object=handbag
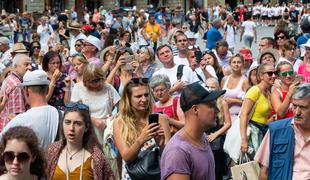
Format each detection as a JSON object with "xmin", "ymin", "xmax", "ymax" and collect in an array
[
  {"xmin": 125, "ymin": 146, "xmax": 161, "ymax": 180},
  {"xmin": 231, "ymin": 153, "xmax": 260, "ymax": 180},
  {"xmin": 224, "ymin": 92, "xmax": 261, "ymax": 162}
]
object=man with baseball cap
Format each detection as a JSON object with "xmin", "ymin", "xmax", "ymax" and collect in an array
[
  {"xmin": 82, "ymin": 35, "xmax": 103, "ymax": 67},
  {"xmin": 0, "ymin": 70, "xmax": 60, "ymax": 149},
  {"xmin": 161, "ymin": 81, "xmax": 226, "ymax": 180}
]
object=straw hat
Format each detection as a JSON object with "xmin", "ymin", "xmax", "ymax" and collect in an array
[
  {"xmin": 11, "ymin": 43, "xmax": 29, "ymax": 55},
  {"xmin": 68, "ymin": 22, "xmax": 81, "ymax": 30}
]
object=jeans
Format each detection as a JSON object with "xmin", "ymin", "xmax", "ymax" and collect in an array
[
  {"xmin": 21, "ymin": 29, "xmax": 31, "ymax": 42},
  {"xmin": 243, "ymin": 35, "xmax": 254, "ymax": 48}
]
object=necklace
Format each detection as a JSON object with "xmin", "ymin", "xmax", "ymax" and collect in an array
[
  {"xmin": 66, "ymin": 147, "xmax": 82, "ymax": 160},
  {"xmin": 65, "ymin": 148, "xmax": 85, "ymax": 180},
  {"xmin": 182, "ymin": 128, "xmax": 205, "ymax": 148}
]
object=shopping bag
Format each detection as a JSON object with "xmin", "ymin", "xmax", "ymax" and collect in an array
[{"xmin": 231, "ymin": 154, "xmax": 260, "ymax": 180}]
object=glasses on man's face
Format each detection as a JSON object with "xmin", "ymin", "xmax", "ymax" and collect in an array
[
  {"xmin": 129, "ymin": 78, "xmax": 149, "ymax": 84},
  {"xmin": 280, "ymin": 70, "xmax": 294, "ymax": 77},
  {"xmin": 2, "ymin": 151, "xmax": 31, "ymax": 164},
  {"xmin": 264, "ymin": 71, "xmax": 276, "ymax": 77},
  {"xmin": 65, "ymin": 102, "xmax": 89, "ymax": 110}
]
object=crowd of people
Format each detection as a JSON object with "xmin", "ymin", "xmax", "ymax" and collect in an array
[{"xmin": 0, "ymin": 1, "xmax": 309, "ymax": 180}]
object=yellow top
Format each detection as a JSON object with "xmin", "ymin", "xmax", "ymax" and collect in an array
[
  {"xmin": 145, "ymin": 22, "xmax": 162, "ymax": 42},
  {"xmin": 52, "ymin": 157, "xmax": 94, "ymax": 180},
  {"xmin": 245, "ymin": 86, "xmax": 272, "ymax": 124}
]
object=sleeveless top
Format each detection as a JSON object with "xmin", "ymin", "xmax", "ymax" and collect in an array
[
  {"xmin": 223, "ymin": 75, "xmax": 246, "ymax": 122},
  {"xmin": 138, "ymin": 29, "xmax": 149, "ymax": 46},
  {"xmin": 52, "ymin": 157, "xmax": 94, "ymax": 180},
  {"xmin": 153, "ymin": 97, "xmax": 179, "ymax": 119},
  {"xmin": 275, "ymin": 88, "xmax": 294, "ymax": 120},
  {"xmin": 142, "ymin": 63, "xmax": 156, "ymax": 78}
]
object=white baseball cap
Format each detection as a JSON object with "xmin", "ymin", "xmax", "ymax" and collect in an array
[
  {"xmin": 20, "ymin": 70, "xmax": 50, "ymax": 87},
  {"xmin": 84, "ymin": 35, "xmax": 103, "ymax": 51}
]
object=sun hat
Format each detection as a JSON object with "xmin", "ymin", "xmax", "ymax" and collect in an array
[
  {"xmin": 257, "ymin": 48, "xmax": 280, "ymax": 64},
  {"xmin": 11, "ymin": 43, "xmax": 29, "ymax": 55},
  {"xmin": 0, "ymin": 36, "xmax": 9, "ymax": 45},
  {"xmin": 20, "ymin": 70, "xmax": 50, "ymax": 87},
  {"xmin": 68, "ymin": 21, "xmax": 81, "ymax": 30},
  {"xmin": 84, "ymin": 35, "xmax": 103, "ymax": 51},
  {"xmin": 180, "ymin": 81, "xmax": 226, "ymax": 112}
]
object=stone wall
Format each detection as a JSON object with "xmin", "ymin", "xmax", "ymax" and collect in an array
[{"xmin": 25, "ymin": 0, "xmax": 44, "ymax": 13}]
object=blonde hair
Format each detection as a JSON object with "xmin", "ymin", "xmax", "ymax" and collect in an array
[
  {"xmin": 118, "ymin": 81, "xmax": 152, "ymax": 146},
  {"xmin": 72, "ymin": 54, "xmax": 88, "ymax": 65},
  {"xmin": 82, "ymin": 64, "xmax": 105, "ymax": 86}
]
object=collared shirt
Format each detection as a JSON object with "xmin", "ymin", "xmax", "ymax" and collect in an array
[
  {"xmin": 0, "ymin": 49, "xmax": 12, "ymax": 67},
  {"xmin": 255, "ymin": 119, "xmax": 310, "ymax": 179},
  {"xmin": 0, "ymin": 72, "xmax": 26, "ymax": 131}
]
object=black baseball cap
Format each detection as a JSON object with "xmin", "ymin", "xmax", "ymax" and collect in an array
[{"xmin": 180, "ymin": 81, "xmax": 226, "ymax": 112}]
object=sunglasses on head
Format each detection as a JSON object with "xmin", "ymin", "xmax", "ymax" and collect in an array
[
  {"xmin": 264, "ymin": 71, "xmax": 276, "ymax": 77},
  {"xmin": 2, "ymin": 151, "xmax": 31, "ymax": 164},
  {"xmin": 280, "ymin": 70, "xmax": 294, "ymax": 77},
  {"xmin": 129, "ymin": 78, "xmax": 149, "ymax": 84},
  {"xmin": 65, "ymin": 102, "xmax": 89, "ymax": 110}
]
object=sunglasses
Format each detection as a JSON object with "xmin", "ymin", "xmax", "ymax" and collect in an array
[
  {"xmin": 89, "ymin": 78, "xmax": 103, "ymax": 84},
  {"xmin": 277, "ymin": 35, "xmax": 285, "ymax": 40},
  {"xmin": 2, "ymin": 151, "xmax": 31, "ymax": 164},
  {"xmin": 188, "ymin": 45, "xmax": 199, "ymax": 50},
  {"xmin": 129, "ymin": 78, "xmax": 149, "ymax": 84},
  {"xmin": 65, "ymin": 102, "xmax": 89, "ymax": 110},
  {"xmin": 32, "ymin": 46, "xmax": 41, "ymax": 49},
  {"xmin": 264, "ymin": 71, "xmax": 276, "ymax": 77},
  {"xmin": 75, "ymin": 44, "xmax": 83, "ymax": 47},
  {"xmin": 280, "ymin": 70, "xmax": 294, "ymax": 77}
]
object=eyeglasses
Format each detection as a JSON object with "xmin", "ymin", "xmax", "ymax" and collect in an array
[
  {"xmin": 75, "ymin": 44, "xmax": 83, "ymax": 47},
  {"xmin": 65, "ymin": 102, "xmax": 89, "ymax": 110},
  {"xmin": 129, "ymin": 78, "xmax": 149, "ymax": 84},
  {"xmin": 32, "ymin": 46, "xmax": 41, "ymax": 49},
  {"xmin": 2, "ymin": 151, "xmax": 31, "ymax": 164},
  {"xmin": 264, "ymin": 71, "xmax": 276, "ymax": 77},
  {"xmin": 277, "ymin": 35, "xmax": 285, "ymax": 40},
  {"xmin": 280, "ymin": 70, "xmax": 294, "ymax": 77},
  {"xmin": 182, "ymin": 27, "xmax": 188, "ymax": 29},
  {"xmin": 89, "ymin": 78, "xmax": 103, "ymax": 84},
  {"xmin": 188, "ymin": 45, "xmax": 199, "ymax": 50}
]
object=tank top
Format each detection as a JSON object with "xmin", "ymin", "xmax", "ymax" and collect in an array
[
  {"xmin": 52, "ymin": 157, "xmax": 94, "ymax": 180},
  {"xmin": 275, "ymin": 88, "xmax": 294, "ymax": 120},
  {"xmin": 223, "ymin": 75, "xmax": 246, "ymax": 122},
  {"xmin": 153, "ymin": 97, "xmax": 179, "ymax": 119},
  {"xmin": 137, "ymin": 29, "xmax": 149, "ymax": 46}
]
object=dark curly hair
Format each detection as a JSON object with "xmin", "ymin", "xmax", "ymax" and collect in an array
[{"xmin": 0, "ymin": 126, "xmax": 46, "ymax": 178}]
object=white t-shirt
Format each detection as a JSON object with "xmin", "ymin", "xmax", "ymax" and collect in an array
[
  {"xmin": 194, "ymin": 65, "xmax": 218, "ymax": 83},
  {"xmin": 37, "ymin": 24, "xmax": 54, "ymax": 52},
  {"xmin": 0, "ymin": 105, "xmax": 59, "ymax": 149},
  {"xmin": 253, "ymin": 6, "xmax": 260, "ymax": 15},
  {"xmin": 153, "ymin": 64, "xmax": 199, "ymax": 96},
  {"xmin": 174, "ymin": 55, "xmax": 189, "ymax": 66},
  {"xmin": 242, "ymin": 21, "xmax": 256, "ymax": 37},
  {"xmin": 71, "ymin": 82, "xmax": 120, "ymax": 143},
  {"xmin": 261, "ymin": 7, "xmax": 268, "ymax": 16},
  {"xmin": 213, "ymin": 49, "xmax": 232, "ymax": 68},
  {"xmin": 224, "ymin": 24, "xmax": 236, "ymax": 49},
  {"xmin": 267, "ymin": 7, "xmax": 274, "ymax": 17}
]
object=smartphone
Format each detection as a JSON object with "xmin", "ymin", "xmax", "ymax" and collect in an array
[
  {"xmin": 295, "ymin": 75, "xmax": 303, "ymax": 83},
  {"xmin": 148, "ymin": 114, "xmax": 159, "ymax": 125},
  {"xmin": 195, "ymin": 51, "xmax": 203, "ymax": 63},
  {"xmin": 121, "ymin": 55, "xmax": 135, "ymax": 71}
]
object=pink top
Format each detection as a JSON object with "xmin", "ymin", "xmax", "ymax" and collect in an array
[
  {"xmin": 88, "ymin": 57, "xmax": 103, "ymax": 68},
  {"xmin": 297, "ymin": 63, "xmax": 310, "ymax": 83},
  {"xmin": 223, "ymin": 75, "xmax": 246, "ymax": 122},
  {"xmin": 254, "ymin": 119, "xmax": 310, "ymax": 179}
]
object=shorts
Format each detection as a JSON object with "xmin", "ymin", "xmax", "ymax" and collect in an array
[{"xmin": 262, "ymin": 15, "xmax": 268, "ymax": 20}]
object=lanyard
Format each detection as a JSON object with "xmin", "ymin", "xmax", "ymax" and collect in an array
[{"xmin": 65, "ymin": 148, "xmax": 85, "ymax": 180}]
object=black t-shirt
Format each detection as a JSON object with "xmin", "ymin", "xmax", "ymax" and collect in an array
[{"xmin": 289, "ymin": 10, "xmax": 299, "ymax": 23}]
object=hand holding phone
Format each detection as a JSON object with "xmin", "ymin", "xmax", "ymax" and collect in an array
[
  {"xmin": 149, "ymin": 113, "xmax": 159, "ymax": 125},
  {"xmin": 295, "ymin": 75, "xmax": 303, "ymax": 83}
]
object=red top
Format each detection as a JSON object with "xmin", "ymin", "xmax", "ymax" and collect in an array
[
  {"xmin": 153, "ymin": 97, "xmax": 179, "ymax": 119},
  {"xmin": 277, "ymin": 88, "xmax": 294, "ymax": 120}
]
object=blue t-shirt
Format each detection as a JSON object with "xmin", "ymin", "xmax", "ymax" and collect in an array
[
  {"xmin": 296, "ymin": 33, "xmax": 310, "ymax": 48},
  {"xmin": 206, "ymin": 26, "xmax": 223, "ymax": 50},
  {"xmin": 155, "ymin": 12, "xmax": 164, "ymax": 25},
  {"xmin": 160, "ymin": 132, "xmax": 215, "ymax": 180}
]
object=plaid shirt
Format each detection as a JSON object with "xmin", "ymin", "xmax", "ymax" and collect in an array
[{"xmin": 0, "ymin": 72, "xmax": 25, "ymax": 131}]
